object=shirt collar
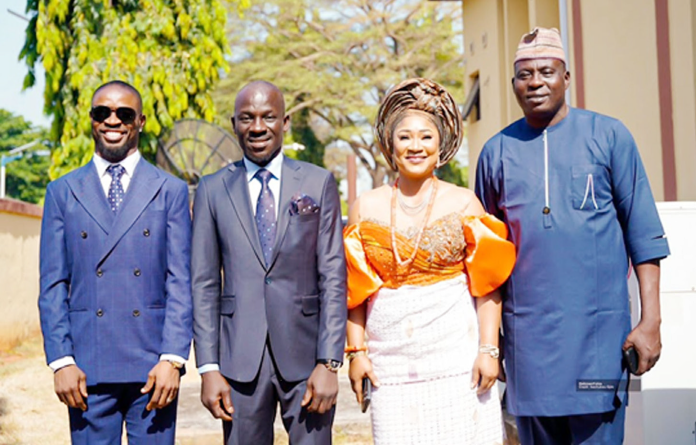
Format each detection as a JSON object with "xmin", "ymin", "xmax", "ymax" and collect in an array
[
  {"xmin": 244, "ymin": 152, "xmax": 284, "ymax": 183},
  {"xmin": 93, "ymin": 150, "xmax": 142, "ymax": 178}
]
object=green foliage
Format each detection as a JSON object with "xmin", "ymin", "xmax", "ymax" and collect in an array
[
  {"xmin": 216, "ymin": 0, "xmax": 465, "ymax": 188},
  {"xmin": 21, "ymin": 0, "xmax": 248, "ymax": 180},
  {"xmin": 436, "ymin": 159, "xmax": 468, "ymax": 188},
  {"xmin": 291, "ymin": 103, "xmax": 324, "ymax": 167},
  {"xmin": 0, "ymin": 110, "xmax": 51, "ymax": 204}
]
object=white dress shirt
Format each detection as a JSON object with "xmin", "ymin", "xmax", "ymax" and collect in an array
[
  {"xmin": 48, "ymin": 150, "xmax": 186, "ymax": 372},
  {"xmin": 244, "ymin": 152, "xmax": 283, "ymax": 218},
  {"xmin": 92, "ymin": 149, "xmax": 141, "ymax": 195},
  {"xmin": 197, "ymin": 153, "xmax": 284, "ymax": 375}
]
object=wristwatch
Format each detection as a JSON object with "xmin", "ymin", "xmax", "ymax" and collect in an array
[
  {"xmin": 317, "ymin": 359, "xmax": 342, "ymax": 373},
  {"xmin": 166, "ymin": 360, "xmax": 184, "ymax": 370},
  {"xmin": 478, "ymin": 344, "xmax": 500, "ymax": 359}
]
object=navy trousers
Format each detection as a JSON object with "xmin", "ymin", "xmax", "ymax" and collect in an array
[
  {"xmin": 516, "ymin": 404, "xmax": 626, "ymax": 445},
  {"xmin": 223, "ymin": 344, "xmax": 334, "ymax": 445},
  {"xmin": 69, "ymin": 383, "xmax": 177, "ymax": 445}
]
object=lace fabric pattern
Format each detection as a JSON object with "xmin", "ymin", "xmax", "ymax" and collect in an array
[{"xmin": 360, "ymin": 212, "xmax": 468, "ymax": 289}]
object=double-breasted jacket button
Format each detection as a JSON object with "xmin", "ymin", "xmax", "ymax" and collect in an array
[
  {"xmin": 80, "ymin": 231, "xmax": 88, "ymax": 239},
  {"xmin": 132, "ymin": 309, "xmax": 141, "ymax": 317},
  {"xmin": 265, "ymin": 277, "xmax": 272, "ymax": 285},
  {"xmin": 96, "ymin": 269, "xmax": 103, "ymax": 277},
  {"xmin": 96, "ymin": 309, "xmax": 104, "ymax": 317},
  {"xmin": 143, "ymin": 229, "xmax": 150, "ymax": 237},
  {"xmin": 134, "ymin": 268, "xmax": 141, "ymax": 277}
]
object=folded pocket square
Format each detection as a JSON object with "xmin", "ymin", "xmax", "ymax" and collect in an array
[{"xmin": 290, "ymin": 193, "xmax": 320, "ymax": 215}]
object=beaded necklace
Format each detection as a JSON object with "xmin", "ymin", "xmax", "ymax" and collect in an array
[
  {"xmin": 397, "ymin": 179, "xmax": 434, "ymax": 215},
  {"xmin": 390, "ymin": 176, "xmax": 439, "ymax": 268}
]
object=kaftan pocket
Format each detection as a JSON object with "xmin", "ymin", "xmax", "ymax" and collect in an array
[{"xmin": 571, "ymin": 165, "xmax": 611, "ymax": 211}]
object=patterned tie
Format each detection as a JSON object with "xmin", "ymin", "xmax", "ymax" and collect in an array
[
  {"xmin": 254, "ymin": 169, "xmax": 277, "ymax": 266},
  {"xmin": 106, "ymin": 164, "xmax": 126, "ymax": 213}
]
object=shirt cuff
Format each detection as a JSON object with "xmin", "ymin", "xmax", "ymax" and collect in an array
[
  {"xmin": 49, "ymin": 356, "xmax": 76, "ymax": 372},
  {"xmin": 197, "ymin": 363, "xmax": 220, "ymax": 374},
  {"xmin": 159, "ymin": 354, "xmax": 186, "ymax": 365}
]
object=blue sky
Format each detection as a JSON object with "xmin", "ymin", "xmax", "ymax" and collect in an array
[{"xmin": 1, "ymin": 1, "xmax": 50, "ymax": 128}]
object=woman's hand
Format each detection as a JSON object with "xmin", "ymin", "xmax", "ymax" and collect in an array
[
  {"xmin": 348, "ymin": 355, "xmax": 380, "ymax": 404},
  {"xmin": 471, "ymin": 353, "xmax": 499, "ymax": 395}
]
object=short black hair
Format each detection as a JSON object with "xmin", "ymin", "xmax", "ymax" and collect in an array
[{"xmin": 92, "ymin": 80, "xmax": 143, "ymax": 113}]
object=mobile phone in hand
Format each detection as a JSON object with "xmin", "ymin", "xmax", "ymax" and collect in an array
[
  {"xmin": 623, "ymin": 347, "xmax": 639, "ymax": 375},
  {"xmin": 361, "ymin": 377, "xmax": 372, "ymax": 413}
]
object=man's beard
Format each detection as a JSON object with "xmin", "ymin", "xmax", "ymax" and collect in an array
[
  {"xmin": 244, "ymin": 145, "xmax": 281, "ymax": 167},
  {"xmin": 95, "ymin": 139, "xmax": 134, "ymax": 163}
]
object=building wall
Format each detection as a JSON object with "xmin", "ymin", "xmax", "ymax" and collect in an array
[
  {"xmin": 669, "ymin": 0, "xmax": 696, "ymax": 200},
  {"xmin": 464, "ymin": 0, "xmax": 560, "ymax": 182},
  {"xmin": 0, "ymin": 199, "xmax": 42, "ymax": 351},
  {"xmin": 502, "ymin": 0, "xmax": 530, "ymax": 124},
  {"xmin": 571, "ymin": 0, "xmax": 665, "ymax": 200},
  {"xmin": 462, "ymin": 0, "xmax": 508, "ymax": 180},
  {"xmin": 463, "ymin": 0, "xmax": 696, "ymax": 201}
]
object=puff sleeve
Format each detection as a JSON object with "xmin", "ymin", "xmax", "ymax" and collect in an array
[
  {"xmin": 463, "ymin": 214, "xmax": 516, "ymax": 297},
  {"xmin": 344, "ymin": 224, "xmax": 384, "ymax": 309}
]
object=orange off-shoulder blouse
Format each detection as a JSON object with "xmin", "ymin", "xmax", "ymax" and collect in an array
[{"xmin": 343, "ymin": 213, "xmax": 516, "ymax": 309}]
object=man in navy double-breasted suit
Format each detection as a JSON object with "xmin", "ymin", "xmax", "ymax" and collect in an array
[{"xmin": 38, "ymin": 81, "xmax": 193, "ymax": 444}]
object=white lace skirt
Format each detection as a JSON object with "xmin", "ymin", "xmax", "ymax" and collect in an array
[{"xmin": 366, "ymin": 276, "xmax": 505, "ymax": 445}]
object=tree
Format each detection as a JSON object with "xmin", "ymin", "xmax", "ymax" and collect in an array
[
  {"xmin": 287, "ymin": 101, "xmax": 325, "ymax": 167},
  {"xmin": 21, "ymin": 0, "xmax": 248, "ymax": 180},
  {"xmin": 0, "ymin": 110, "xmax": 51, "ymax": 204},
  {"xmin": 216, "ymin": 0, "xmax": 465, "ymax": 188},
  {"xmin": 436, "ymin": 160, "xmax": 468, "ymax": 188}
]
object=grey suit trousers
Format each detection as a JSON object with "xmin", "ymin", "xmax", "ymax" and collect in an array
[{"xmin": 223, "ymin": 344, "xmax": 334, "ymax": 445}]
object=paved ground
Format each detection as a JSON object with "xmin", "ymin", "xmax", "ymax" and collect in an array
[{"xmin": 0, "ymin": 336, "xmax": 372, "ymax": 445}]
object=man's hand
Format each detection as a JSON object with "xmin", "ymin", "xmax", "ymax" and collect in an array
[
  {"xmin": 200, "ymin": 371, "xmax": 234, "ymax": 421},
  {"xmin": 623, "ymin": 319, "xmax": 661, "ymax": 375},
  {"xmin": 301, "ymin": 364, "xmax": 338, "ymax": 414},
  {"xmin": 140, "ymin": 361, "xmax": 181, "ymax": 411},
  {"xmin": 348, "ymin": 355, "xmax": 379, "ymax": 405},
  {"xmin": 471, "ymin": 353, "xmax": 499, "ymax": 395},
  {"xmin": 54, "ymin": 365, "xmax": 88, "ymax": 410}
]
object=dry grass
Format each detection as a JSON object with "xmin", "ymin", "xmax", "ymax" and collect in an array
[
  {"xmin": 0, "ymin": 335, "xmax": 372, "ymax": 445},
  {"xmin": 177, "ymin": 426, "xmax": 371, "ymax": 445},
  {"xmin": 0, "ymin": 336, "xmax": 68, "ymax": 445}
]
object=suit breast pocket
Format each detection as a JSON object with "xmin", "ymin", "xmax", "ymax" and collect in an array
[
  {"xmin": 571, "ymin": 165, "xmax": 612, "ymax": 211},
  {"xmin": 284, "ymin": 213, "xmax": 320, "ymax": 255},
  {"xmin": 290, "ymin": 212, "xmax": 320, "ymax": 225}
]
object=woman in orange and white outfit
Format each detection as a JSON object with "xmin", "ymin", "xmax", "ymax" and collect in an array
[{"xmin": 344, "ymin": 78, "xmax": 516, "ymax": 445}]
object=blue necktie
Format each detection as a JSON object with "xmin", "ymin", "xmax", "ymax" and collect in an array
[
  {"xmin": 106, "ymin": 164, "xmax": 126, "ymax": 213},
  {"xmin": 255, "ymin": 169, "xmax": 276, "ymax": 266}
]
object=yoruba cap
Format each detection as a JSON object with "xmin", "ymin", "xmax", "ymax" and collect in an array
[{"xmin": 514, "ymin": 27, "xmax": 566, "ymax": 65}]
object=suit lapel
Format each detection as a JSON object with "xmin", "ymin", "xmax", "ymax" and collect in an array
[
  {"xmin": 66, "ymin": 163, "xmax": 114, "ymax": 234},
  {"xmin": 98, "ymin": 160, "xmax": 165, "ymax": 265},
  {"xmin": 268, "ymin": 158, "xmax": 302, "ymax": 269},
  {"xmin": 223, "ymin": 161, "xmax": 266, "ymax": 268}
]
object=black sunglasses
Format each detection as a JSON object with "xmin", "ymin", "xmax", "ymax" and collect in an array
[{"xmin": 90, "ymin": 106, "xmax": 138, "ymax": 125}]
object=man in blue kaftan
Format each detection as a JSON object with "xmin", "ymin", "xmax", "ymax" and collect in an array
[{"xmin": 475, "ymin": 28, "xmax": 670, "ymax": 444}]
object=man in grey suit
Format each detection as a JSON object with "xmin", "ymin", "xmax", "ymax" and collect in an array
[{"xmin": 191, "ymin": 80, "xmax": 347, "ymax": 445}]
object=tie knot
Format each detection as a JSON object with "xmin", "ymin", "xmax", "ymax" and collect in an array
[
  {"xmin": 107, "ymin": 164, "xmax": 125, "ymax": 180},
  {"xmin": 255, "ymin": 168, "xmax": 273, "ymax": 185}
]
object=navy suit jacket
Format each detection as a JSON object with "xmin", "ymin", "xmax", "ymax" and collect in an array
[
  {"xmin": 38, "ymin": 158, "xmax": 193, "ymax": 386},
  {"xmin": 191, "ymin": 158, "xmax": 347, "ymax": 383}
]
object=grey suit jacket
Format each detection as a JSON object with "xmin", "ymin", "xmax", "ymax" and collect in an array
[{"xmin": 191, "ymin": 157, "xmax": 347, "ymax": 383}]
